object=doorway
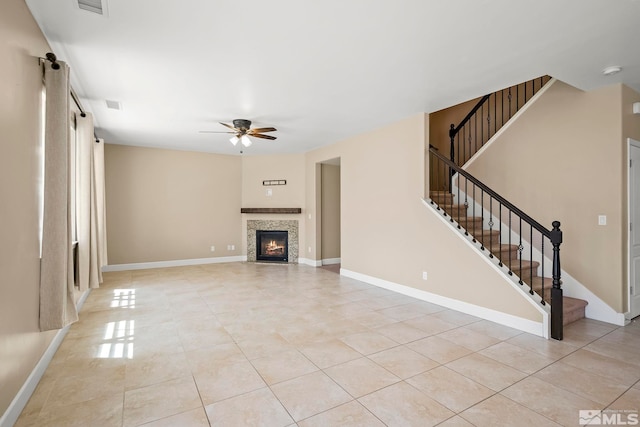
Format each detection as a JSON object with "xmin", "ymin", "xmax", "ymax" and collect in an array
[
  {"xmin": 320, "ymin": 158, "xmax": 341, "ymax": 268},
  {"xmin": 628, "ymin": 138, "xmax": 640, "ymax": 319}
]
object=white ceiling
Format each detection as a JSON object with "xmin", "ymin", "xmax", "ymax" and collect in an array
[{"xmin": 26, "ymin": 0, "xmax": 640, "ymax": 156}]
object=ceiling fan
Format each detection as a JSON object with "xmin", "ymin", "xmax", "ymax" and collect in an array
[{"xmin": 200, "ymin": 119, "xmax": 277, "ymax": 147}]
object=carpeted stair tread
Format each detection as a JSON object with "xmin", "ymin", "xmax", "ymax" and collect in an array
[
  {"xmin": 563, "ymin": 296, "xmax": 589, "ymax": 325},
  {"xmin": 430, "ymin": 191, "xmax": 454, "ymax": 205},
  {"xmin": 507, "ymin": 259, "xmax": 540, "ymax": 270},
  {"xmin": 530, "ymin": 277, "xmax": 553, "ymax": 292},
  {"xmin": 474, "ymin": 230, "xmax": 501, "ymax": 245},
  {"xmin": 522, "ymin": 279, "xmax": 587, "ymax": 325},
  {"xmin": 452, "ymin": 216, "xmax": 483, "ymax": 226},
  {"xmin": 507, "ymin": 260, "xmax": 540, "ymax": 280},
  {"xmin": 441, "ymin": 204, "xmax": 469, "ymax": 216},
  {"xmin": 486, "ymin": 243, "xmax": 519, "ymax": 262}
]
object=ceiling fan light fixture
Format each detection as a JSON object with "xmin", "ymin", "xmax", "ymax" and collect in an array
[
  {"xmin": 602, "ymin": 66, "xmax": 622, "ymax": 76},
  {"xmin": 241, "ymin": 135, "xmax": 252, "ymax": 147},
  {"xmin": 230, "ymin": 135, "xmax": 239, "ymax": 146}
]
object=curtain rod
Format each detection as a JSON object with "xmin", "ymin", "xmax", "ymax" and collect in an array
[
  {"xmin": 71, "ymin": 88, "xmax": 100, "ymax": 143},
  {"xmin": 43, "ymin": 52, "xmax": 100, "ymax": 143},
  {"xmin": 70, "ymin": 89, "xmax": 85, "ymax": 117}
]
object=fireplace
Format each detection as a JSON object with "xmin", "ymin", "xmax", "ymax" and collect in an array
[
  {"xmin": 256, "ymin": 230, "xmax": 288, "ymax": 262},
  {"xmin": 247, "ymin": 220, "xmax": 298, "ymax": 263}
]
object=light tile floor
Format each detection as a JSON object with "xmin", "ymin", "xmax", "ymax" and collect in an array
[{"xmin": 15, "ymin": 263, "xmax": 640, "ymax": 426}]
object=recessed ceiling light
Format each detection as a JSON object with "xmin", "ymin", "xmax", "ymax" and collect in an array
[{"xmin": 602, "ymin": 66, "xmax": 622, "ymax": 76}]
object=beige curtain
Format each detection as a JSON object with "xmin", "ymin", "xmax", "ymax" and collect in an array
[
  {"xmin": 94, "ymin": 138, "xmax": 108, "ymax": 279},
  {"xmin": 40, "ymin": 60, "xmax": 78, "ymax": 331},
  {"xmin": 76, "ymin": 114, "xmax": 107, "ymax": 290}
]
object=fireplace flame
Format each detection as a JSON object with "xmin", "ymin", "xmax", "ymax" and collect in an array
[{"xmin": 267, "ymin": 240, "xmax": 281, "ymax": 250}]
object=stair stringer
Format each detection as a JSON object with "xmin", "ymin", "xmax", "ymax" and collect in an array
[
  {"xmin": 449, "ymin": 188, "xmax": 627, "ymax": 326},
  {"xmin": 423, "ymin": 198, "xmax": 550, "ymax": 338}
]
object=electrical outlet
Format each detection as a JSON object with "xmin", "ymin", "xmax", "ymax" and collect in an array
[
  {"xmin": 422, "ymin": 271, "xmax": 428, "ymax": 280},
  {"xmin": 231, "ymin": 244, "xmax": 235, "ymax": 250},
  {"xmin": 266, "ymin": 188, "xmax": 273, "ymax": 197},
  {"xmin": 598, "ymin": 215, "xmax": 607, "ymax": 226},
  {"xmin": 210, "ymin": 246, "xmax": 215, "ymax": 252}
]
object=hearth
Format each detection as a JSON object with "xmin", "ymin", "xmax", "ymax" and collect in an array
[{"xmin": 256, "ymin": 230, "xmax": 288, "ymax": 262}]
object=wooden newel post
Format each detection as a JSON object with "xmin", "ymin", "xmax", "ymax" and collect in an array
[{"xmin": 550, "ymin": 220, "xmax": 563, "ymax": 340}]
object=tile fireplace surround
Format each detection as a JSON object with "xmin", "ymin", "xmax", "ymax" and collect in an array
[{"xmin": 247, "ymin": 220, "xmax": 299, "ymax": 263}]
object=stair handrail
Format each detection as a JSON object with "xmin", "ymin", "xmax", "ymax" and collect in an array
[
  {"xmin": 432, "ymin": 148, "xmax": 549, "ymax": 236},
  {"xmin": 448, "ymin": 76, "xmax": 551, "ymax": 171},
  {"xmin": 429, "ymin": 146, "xmax": 564, "ymax": 340},
  {"xmin": 449, "ymin": 94, "xmax": 491, "ymax": 141}
]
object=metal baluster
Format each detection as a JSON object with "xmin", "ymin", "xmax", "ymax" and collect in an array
[
  {"xmin": 498, "ymin": 202, "xmax": 503, "ymax": 267},
  {"xmin": 465, "ymin": 176, "xmax": 470, "ymax": 238},
  {"xmin": 481, "ymin": 103, "xmax": 484, "ymax": 148},
  {"xmin": 474, "ymin": 113, "xmax": 478, "ymax": 155},
  {"xmin": 454, "ymin": 172, "xmax": 460, "ymax": 226},
  {"xmin": 493, "ymin": 92, "xmax": 496, "ymax": 138},
  {"xmin": 479, "ymin": 191, "xmax": 484, "ymax": 250},
  {"xmin": 487, "ymin": 100, "xmax": 492, "ymax": 142},
  {"xmin": 518, "ymin": 217, "xmax": 523, "ymax": 285},
  {"xmin": 509, "ymin": 209, "xmax": 513, "ymax": 276},
  {"xmin": 540, "ymin": 236, "xmax": 545, "ymax": 305},
  {"xmin": 488, "ymin": 197, "xmax": 493, "ymax": 257},
  {"xmin": 500, "ymin": 89, "xmax": 504, "ymax": 129},
  {"xmin": 529, "ymin": 225, "xmax": 534, "ymax": 294},
  {"xmin": 463, "ymin": 127, "xmax": 466, "ymax": 165}
]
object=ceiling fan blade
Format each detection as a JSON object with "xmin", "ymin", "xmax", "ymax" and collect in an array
[
  {"xmin": 199, "ymin": 130, "xmax": 235, "ymax": 134},
  {"xmin": 219, "ymin": 122, "xmax": 237, "ymax": 131},
  {"xmin": 249, "ymin": 127, "xmax": 277, "ymax": 133},
  {"xmin": 250, "ymin": 133, "xmax": 277, "ymax": 140}
]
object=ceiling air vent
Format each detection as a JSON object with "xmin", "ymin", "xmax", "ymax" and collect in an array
[
  {"xmin": 78, "ymin": 0, "xmax": 104, "ymax": 15},
  {"xmin": 105, "ymin": 100, "xmax": 121, "ymax": 110}
]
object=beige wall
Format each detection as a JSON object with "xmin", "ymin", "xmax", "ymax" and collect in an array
[
  {"xmin": 305, "ymin": 114, "xmax": 542, "ymax": 322},
  {"xmin": 0, "ymin": 0, "xmax": 59, "ymax": 415},
  {"xmin": 241, "ymin": 154, "xmax": 305, "ymax": 209},
  {"xmin": 466, "ymin": 81, "xmax": 633, "ymax": 312},
  {"xmin": 240, "ymin": 154, "xmax": 306, "ymax": 255},
  {"xmin": 321, "ymin": 163, "xmax": 341, "ymax": 260},
  {"xmin": 104, "ymin": 144, "xmax": 242, "ymax": 264}
]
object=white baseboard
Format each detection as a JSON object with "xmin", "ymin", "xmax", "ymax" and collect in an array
[
  {"xmin": 0, "ymin": 290, "xmax": 92, "ymax": 427},
  {"xmin": 298, "ymin": 257, "xmax": 322, "ymax": 267},
  {"xmin": 341, "ymin": 268, "xmax": 547, "ymax": 338},
  {"xmin": 321, "ymin": 258, "xmax": 341, "ymax": 265},
  {"xmin": 102, "ymin": 256, "xmax": 246, "ymax": 272}
]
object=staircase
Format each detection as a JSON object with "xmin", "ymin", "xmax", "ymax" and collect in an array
[{"xmin": 430, "ymin": 190, "xmax": 587, "ymax": 327}]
